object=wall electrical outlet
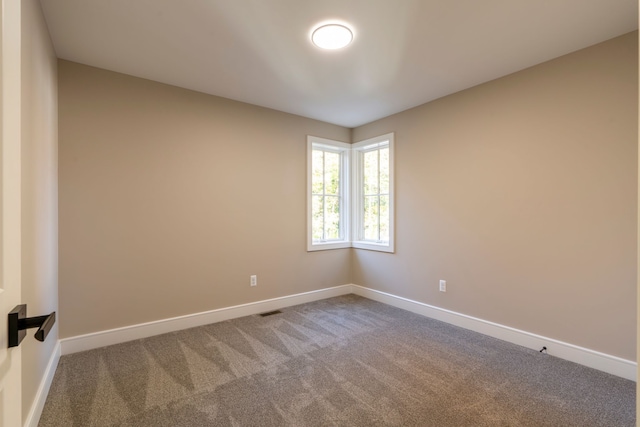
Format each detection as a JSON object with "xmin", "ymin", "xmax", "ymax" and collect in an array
[
  {"xmin": 439, "ymin": 280, "xmax": 446, "ymax": 292},
  {"xmin": 250, "ymin": 275, "xmax": 257, "ymax": 287}
]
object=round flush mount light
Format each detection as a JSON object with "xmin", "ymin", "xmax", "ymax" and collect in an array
[{"xmin": 311, "ymin": 23, "xmax": 354, "ymax": 50}]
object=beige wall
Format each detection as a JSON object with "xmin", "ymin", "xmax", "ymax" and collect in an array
[
  {"xmin": 353, "ymin": 32, "xmax": 638, "ymax": 361},
  {"xmin": 59, "ymin": 33, "xmax": 637, "ymax": 361},
  {"xmin": 21, "ymin": 0, "xmax": 58, "ymax": 422},
  {"xmin": 58, "ymin": 61, "xmax": 351, "ymax": 338}
]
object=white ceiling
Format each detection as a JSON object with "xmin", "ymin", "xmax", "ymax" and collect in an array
[{"xmin": 40, "ymin": 0, "xmax": 638, "ymax": 128}]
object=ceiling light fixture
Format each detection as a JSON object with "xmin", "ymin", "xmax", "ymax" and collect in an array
[{"xmin": 311, "ymin": 23, "xmax": 353, "ymax": 50}]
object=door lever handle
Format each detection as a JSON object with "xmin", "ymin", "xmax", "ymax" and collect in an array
[{"xmin": 8, "ymin": 304, "xmax": 56, "ymax": 348}]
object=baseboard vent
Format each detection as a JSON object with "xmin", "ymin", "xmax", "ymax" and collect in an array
[
  {"xmin": 259, "ymin": 310, "xmax": 282, "ymax": 317},
  {"xmin": 58, "ymin": 284, "xmax": 635, "ymax": 382},
  {"xmin": 60, "ymin": 285, "xmax": 353, "ymax": 355}
]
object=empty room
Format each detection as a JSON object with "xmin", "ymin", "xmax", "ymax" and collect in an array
[{"xmin": 0, "ymin": 0, "xmax": 638, "ymax": 426}]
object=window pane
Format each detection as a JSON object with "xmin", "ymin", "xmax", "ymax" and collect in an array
[
  {"xmin": 312, "ymin": 150, "xmax": 324, "ymax": 195},
  {"xmin": 379, "ymin": 147, "xmax": 389, "ymax": 194},
  {"xmin": 324, "ymin": 152, "xmax": 340, "ymax": 195},
  {"xmin": 363, "ymin": 195, "xmax": 379, "ymax": 241},
  {"xmin": 325, "ymin": 196, "xmax": 341, "ymax": 240},
  {"xmin": 312, "ymin": 195, "xmax": 324, "ymax": 241},
  {"xmin": 379, "ymin": 195, "xmax": 390, "ymax": 242},
  {"xmin": 363, "ymin": 150, "xmax": 379, "ymax": 195}
]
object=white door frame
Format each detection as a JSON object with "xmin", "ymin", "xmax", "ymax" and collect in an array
[{"xmin": 0, "ymin": 0, "xmax": 23, "ymax": 425}]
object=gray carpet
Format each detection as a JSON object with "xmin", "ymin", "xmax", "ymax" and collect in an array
[{"xmin": 39, "ymin": 295, "xmax": 635, "ymax": 426}]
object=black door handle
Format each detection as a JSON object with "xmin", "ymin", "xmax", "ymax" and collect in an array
[{"xmin": 8, "ymin": 304, "xmax": 56, "ymax": 348}]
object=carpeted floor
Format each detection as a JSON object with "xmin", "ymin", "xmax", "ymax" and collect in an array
[{"xmin": 39, "ymin": 295, "xmax": 635, "ymax": 426}]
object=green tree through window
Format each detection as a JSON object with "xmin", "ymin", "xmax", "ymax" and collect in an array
[
  {"xmin": 307, "ymin": 133, "xmax": 393, "ymax": 253},
  {"xmin": 311, "ymin": 149, "xmax": 342, "ymax": 241}
]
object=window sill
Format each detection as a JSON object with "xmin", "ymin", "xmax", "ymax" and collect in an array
[
  {"xmin": 307, "ymin": 241, "xmax": 351, "ymax": 252},
  {"xmin": 352, "ymin": 241, "xmax": 394, "ymax": 253}
]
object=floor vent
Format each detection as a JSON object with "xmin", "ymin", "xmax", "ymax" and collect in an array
[{"xmin": 259, "ymin": 310, "xmax": 282, "ymax": 317}]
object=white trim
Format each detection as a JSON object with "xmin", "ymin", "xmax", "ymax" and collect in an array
[
  {"xmin": 307, "ymin": 136, "xmax": 351, "ymax": 252},
  {"xmin": 351, "ymin": 133, "xmax": 395, "ymax": 253},
  {"xmin": 351, "ymin": 240, "xmax": 394, "ymax": 253},
  {"xmin": 351, "ymin": 285, "xmax": 637, "ymax": 381},
  {"xmin": 24, "ymin": 341, "xmax": 61, "ymax": 427},
  {"xmin": 60, "ymin": 285, "xmax": 354, "ymax": 355},
  {"xmin": 58, "ymin": 284, "xmax": 636, "ymax": 381}
]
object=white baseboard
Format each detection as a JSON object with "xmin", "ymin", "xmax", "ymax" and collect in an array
[
  {"xmin": 60, "ymin": 284, "xmax": 354, "ymax": 355},
  {"xmin": 58, "ymin": 283, "xmax": 636, "ymax": 381},
  {"xmin": 351, "ymin": 285, "xmax": 637, "ymax": 381},
  {"xmin": 25, "ymin": 341, "xmax": 61, "ymax": 427}
]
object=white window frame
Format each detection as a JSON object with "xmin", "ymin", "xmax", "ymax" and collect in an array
[
  {"xmin": 307, "ymin": 136, "xmax": 351, "ymax": 251},
  {"xmin": 352, "ymin": 133, "xmax": 394, "ymax": 253},
  {"xmin": 307, "ymin": 133, "xmax": 394, "ymax": 253}
]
